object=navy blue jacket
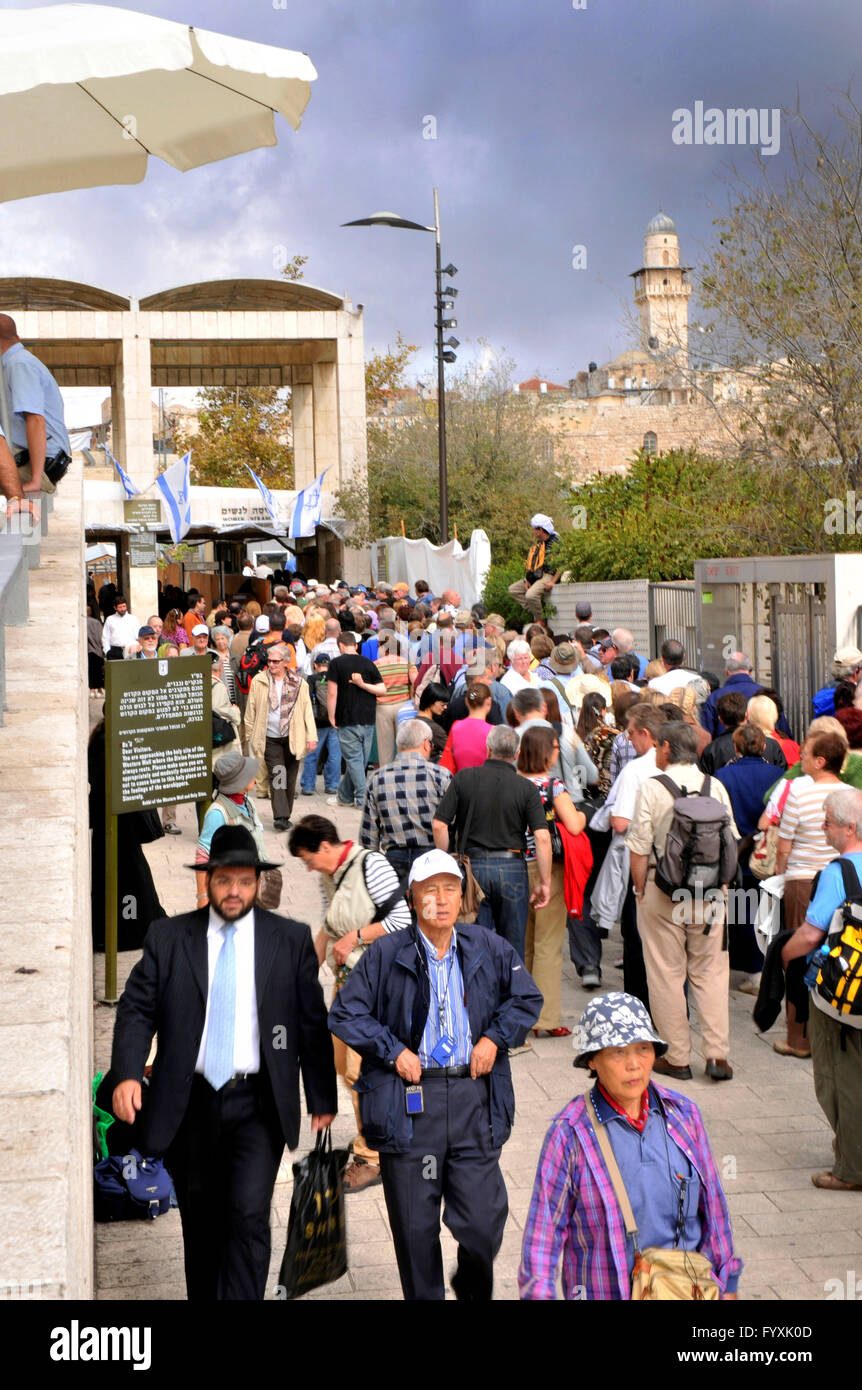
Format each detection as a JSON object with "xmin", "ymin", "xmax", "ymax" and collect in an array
[
  {"xmin": 701, "ymin": 671, "xmax": 793, "ymax": 739},
  {"xmin": 328, "ymin": 922, "xmax": 542, "ymax": 1154}
]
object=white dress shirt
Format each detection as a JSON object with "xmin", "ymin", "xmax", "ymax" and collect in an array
[
  {"xmin": 102, "ymin": 610, "xmax": 139, "ymax": 654},
  {"xmin": 195, "ymin": 907, "xmax": 260, "ymax": 1075},
  {"xmin": 266, "ymin": 678, "xmax": 283, "ymax": 737}
]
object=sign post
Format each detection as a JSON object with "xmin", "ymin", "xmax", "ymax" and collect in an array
[{"xmin": 103, "ymin": 655, "xmax": 212, "ymax": 1002}]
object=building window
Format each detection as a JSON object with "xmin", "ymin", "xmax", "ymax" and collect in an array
[{"xmin": 643, "ymin": 431, "xmax": 658, "ymax": 456}]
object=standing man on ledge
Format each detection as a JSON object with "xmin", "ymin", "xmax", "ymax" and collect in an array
[
  {"xmin": 0, "ymin": 313, "xmax": 71, "ymax": 494},
  {"xmin": 329, "ymin": 849, "xmax": 542, "ymax": 1300},
  {"xmin": 508, "ymin": 513, "xmax": 560, "ymax": 623},
  {"xmin": 110, "ymin": 825, "xmax": 337, "ymax": 1300}
]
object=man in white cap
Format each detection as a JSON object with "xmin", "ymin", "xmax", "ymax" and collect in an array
[
  {"xmin": 329, "ymin": 848, "xmax": 542, "ymax": 1301},
  {"xmin": 181, "ymin": 623, "xmax": 213, "ymax": 658},
  {"xmin": 508, "ymin": 514, "xmax": 560, "ymax": 622}
]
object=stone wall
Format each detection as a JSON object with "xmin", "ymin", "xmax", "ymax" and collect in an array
[
  {"xmin": 0, "ymin": 462, "xmax": 93, "ymax": 1299},
  {"xmin": 548, "ymin": 397, "xmax": 738, "ymax": 479}
]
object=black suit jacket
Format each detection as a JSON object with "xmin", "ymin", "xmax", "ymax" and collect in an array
[{"xmin": 111, "ymin": 906, "xmax": 338, "ymax": 1156}]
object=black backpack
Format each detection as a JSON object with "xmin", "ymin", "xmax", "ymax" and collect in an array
[{"xmin": 236, "ymin": 637, "xmax": 268, "ymax": 693}]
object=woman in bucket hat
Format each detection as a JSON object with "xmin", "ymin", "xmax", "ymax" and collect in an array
[{"xmin": 518, "ymin": 992, "xmax": 741, "ymax": 1299}]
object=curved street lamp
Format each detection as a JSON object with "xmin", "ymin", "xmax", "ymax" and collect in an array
[{"xmin": 343, "ymin": 187, "xmax": 456, "ymax": 542}]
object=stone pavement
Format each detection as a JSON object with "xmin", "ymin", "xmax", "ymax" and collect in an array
[{"xmin": 92, "ymin": 785, "xmax": 862, "ymax": 1302}]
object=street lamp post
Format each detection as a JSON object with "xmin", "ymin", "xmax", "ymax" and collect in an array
[{"xmin": 343, "ymin": 187, "xmax": 458, "ymax": 543}]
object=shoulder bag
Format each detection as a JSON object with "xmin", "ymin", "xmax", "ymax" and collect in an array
[
  {"xmin": 749, "ymin": 778, "xmax": 792, "ymax": 881},
  {"xmin": 454, "ymin": 772, "xmax": 486, "ymax": 923},
  {"xmin": 588, "ymin": 1092, "xmax": 720, "ymax": 1301}
]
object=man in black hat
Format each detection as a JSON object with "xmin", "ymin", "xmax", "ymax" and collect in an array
[{"xmin": 110, "ymin": 824, "xmax": 337, "ymax": 1300}]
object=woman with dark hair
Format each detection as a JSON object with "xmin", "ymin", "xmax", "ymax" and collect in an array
[
  {"xmin": 87, "ymin": 604, "xmax": 105, "ymax": 697},
  {"xmin": 518, "ymin": 725, "xmax": 586, "ymax": 1036},
  {"xmin": 439, "ymin": 681, "xmax": 493, "ymax": 772},
  {"xmin": 161, "ymin": 607, "xmax": 189, "ymax": 651},
  {"xmin": 578, "ymin": 691, "xmax": 617, "ymax": 802}
]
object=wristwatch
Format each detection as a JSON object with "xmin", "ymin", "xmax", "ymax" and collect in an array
[{"xmin": 356, "ymin": 926, "xmax": 364, "ymax": 945}]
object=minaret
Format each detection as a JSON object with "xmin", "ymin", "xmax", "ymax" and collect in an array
[{"xmin": 630, "ymin": 212, "xmax": 692, "ymax": 364}]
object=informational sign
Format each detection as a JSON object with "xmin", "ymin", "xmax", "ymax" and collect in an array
[
  {"xmin": 129, "ymin": 531, "xmax": 159, "ymax": 567},
  {"xmin": 220, "ymin": 503, "xmax": 273, "ymax": 525},
  {"xmin": 106, "ymin": 656, "xmax": 213, "ymax": 814},
  {"xmin": 124, "ymin": 498, "xmax": 162, "ymax": 526}
]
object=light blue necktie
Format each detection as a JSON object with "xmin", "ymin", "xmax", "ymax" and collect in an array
[{"xmin": 203, "ymin": 924, "xmax": 237, "ymax": 1090}]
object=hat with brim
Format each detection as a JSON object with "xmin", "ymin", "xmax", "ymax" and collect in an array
[
  {"xmin": 186, "ymin": 823, "xmax": 281, "ymax": 873},
  {"xmin": 213, "ymin": 748, "xmax": 259, "ymax": 795},
  {"xmin": 408, "ymin": 849, "xmax": 463, "ymax": 886},
  {"xmin": 572, "ymin": 991, "xmax": 668, "ymax": 1069},
  {"xmin": 549, "ymin": 642, "xmax": 579, "ymax": 674}
]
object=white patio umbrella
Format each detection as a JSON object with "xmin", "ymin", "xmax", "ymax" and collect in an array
[{"xmin": 0, "ymin": 3, "xmax": 318, "ymax": 203}]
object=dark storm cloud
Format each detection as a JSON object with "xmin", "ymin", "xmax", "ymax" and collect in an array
[{"xmin": 3, "ymin": 0, "xmax": 862, "ymax": 385}]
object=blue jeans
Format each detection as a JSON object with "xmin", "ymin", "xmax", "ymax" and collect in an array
[
  {"xmin": 469, "ymin": 853, "xmax": 530, "ymax": 961},
  {"xmin": 299, "ymin": 726, "xmax": 342, "ymax": 793},
  {"xmin": 336, "ymin": 724, "xmax": 375, "ymax": 807}
]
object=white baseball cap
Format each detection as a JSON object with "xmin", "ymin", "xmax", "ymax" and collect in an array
[
  {"xmin": 530, "ymin": 512, "xmax": 555, "ymax": 534},
  {"xmin": 408, "ymin": 849, "xmax": 463, "ymax": 886},
  {"xmin": 254, "ymin": 616, "xmax": 270, "ymax": 633},
  {"xmin": 191, "ymin": 623, "xmax": 209, "ymax": 637}
]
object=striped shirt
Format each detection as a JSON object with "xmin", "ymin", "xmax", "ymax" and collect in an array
[
  {"xmin": 417, "ymin": 927, "xmax": 473, "ymax": 1067},
  {"xmin": 518, "ymin": 1085, "xmax": 741, "ymax": 1300},
  {"xmin": 778, "ymin": 779, "xmax": 840, "ymax": 880},
  {"xmin": 317, "ymin": 849, "xmax": 412, "ymax": 933},
  {"xmin": 375, "ymin": 654, "xmax": 413, "ymax": 705},
  {"xmin": 609, "ymin": 731, "xmax": 638, "ymax": 784},
  {"xmin": 360, "ymin": 753, "xmax": 452, "ymax": 852}
]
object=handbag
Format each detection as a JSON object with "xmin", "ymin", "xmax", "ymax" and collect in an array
[
  {"xmin": 749, "ymin": 778, "xmax": 792, "ymax": 881},
  {"xmin": 256, "ymin": 868, "xmax": 283, "ymax": 911},
  {"xmin": 277, "ymin": 1128, "xmax": 350, "ymax": 1300},
  {"xmin": 455, "ymin": 774, "xmax": 486, "ymax": 924},
  {"xmin": 539, "ymin": 778, "xmax": 564, "ymax": 862},
  {"xmin": 588, "ymin": 1092, "xmax": 720, "ymax": 1301}
]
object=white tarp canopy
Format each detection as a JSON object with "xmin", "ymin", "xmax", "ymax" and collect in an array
[
  {"xmin": 0, "ymin": 4, "xmax": 317, "ymax": 202},
  {"xmin": 371, "ymin": 530, "xmax": 491, "ymax": 607}
]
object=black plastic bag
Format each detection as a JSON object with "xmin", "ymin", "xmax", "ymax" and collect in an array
[{"xmin": 278, "ymin": 1128, "xmax": 350, "ymax": 1299}]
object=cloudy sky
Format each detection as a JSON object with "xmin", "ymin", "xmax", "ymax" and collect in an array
[{"xmin": 3, "ymin": 0, "xmax": 862, "ymax": 422}]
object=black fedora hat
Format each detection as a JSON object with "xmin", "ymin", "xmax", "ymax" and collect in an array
[{"xmin": 186, "ymin": 824, "xmax": 281, "ymax": 872}]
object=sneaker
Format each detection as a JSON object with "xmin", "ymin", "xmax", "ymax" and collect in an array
[
  {"xmin": 163, "ymin": 824, "xmax": 182, "ymax": 835},
  {"xmin": 300, "ymin": 789, "xmax": 314, "ymax": 797},
  {"xmin": 581, "ymin": 968, "xmax": 601, "ymax": 990},
  {"xmin": 326, "ymin": 795, "xmax": 353, "ymax": 807},
  {"xmin": 343, "ymin": 1159, "xmax": 382, "ymax": 1193},
  {"xmin": 737, "ymin": 974, "xmax": 761, "ymax": 996}
]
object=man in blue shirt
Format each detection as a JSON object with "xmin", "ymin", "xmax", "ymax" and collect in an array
[
  {"xmin": 782, "ymin": 786, "xmax": 862, "ymax": 1191},
  {"xmin": 329, "ymin": 848, "xmax": 542, "ymax": 1300},
  {"xmin": 0, "ymin": 314, "xmax": 71, "ymax": 494}
]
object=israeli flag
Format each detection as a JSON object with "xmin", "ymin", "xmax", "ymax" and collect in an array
[
  {"xmin": 245, "ymin": 464, "xmax": 281, "ymax": 531},
  {"xmin": 289, "ymin": 467, "xmax": 330, "ymax": 539},
  {"xmin": 105, "ymin": 446, "xmax": 139, "ymax": 498},
  {"xmin": 156, "ymin": 451, "xmax": 192, "ymax": 543}
]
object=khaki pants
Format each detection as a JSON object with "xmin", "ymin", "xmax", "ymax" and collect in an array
[
  {"xmin": 809, "ymin": 1004, "xmax": 862, "ymax": 1184},
  {"xmin": 526, "ymin": 860, "xmax": 566, "ymax": 1030},
  {"xmin": 332, "ymin": 983, "xmax": 379, "ymax": 1164},
  {"xmin": 375, "ymin": 701, "xmax": 401, "ymax": 768},
  {"xmin": 508, "ymin": 576, "xmax": 553, "ymax": 621},
  {"xmin": 637, "ymin": 877, "xmax": 730, "ymax": 1066}
]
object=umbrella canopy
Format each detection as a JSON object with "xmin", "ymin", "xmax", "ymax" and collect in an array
[{"xmin": 0, "ymin": 4, "xmax": 317, "ymax": 203}]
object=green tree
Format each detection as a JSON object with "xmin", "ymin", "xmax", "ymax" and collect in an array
[
  {"xmin": 336, "ymin": 345, "xmax": 569, "ymax": 559},
  {"xmin": 173, "ymin": 386, "xmax": 293, "ymax": 489},
  {"xmin": 691, "ymin": 95, "xmax": 862, "ymax": 493},
  {"xmin": 554, "ymin": 448, "xmax": 855, "ymax": 583}
]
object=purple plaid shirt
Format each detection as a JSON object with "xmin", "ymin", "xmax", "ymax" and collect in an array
[{"xmin": 518, "ymin": 1082, "xmax": 742, "ymax": 1300}]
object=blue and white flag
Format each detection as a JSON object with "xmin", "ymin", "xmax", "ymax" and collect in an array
[
  {"xmin": 245, "ymin": 464, "xmax": 281, "ymax": 531},
  {"xmin": 105, "ymin": 446, "xmax": 139, "ymax": 498},
  {"xmin": 289, "ymin": 467, "xmax": 330, "ymax": 539},
  {"xmin": 156, "ymin": 451, "xmax": 192, "ymax": 543}
]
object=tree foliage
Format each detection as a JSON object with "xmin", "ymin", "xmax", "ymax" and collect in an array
[
  {"xmin": 336, "ymin": 345, "xmax": 570, "ymax": 561},
  {"xmin": 691, "ymin": 95, "xmax": 862, "ymax": 492},
  {"xmin": 554, "ymin": 448, "xmax": 857, "ymax": 583},
  {"xmin": 173, "ymin": 386, "xmax": 293, "ymax": 490}
]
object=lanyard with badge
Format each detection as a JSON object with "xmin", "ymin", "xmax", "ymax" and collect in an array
[{"xmin": 405, "ymin": 937, "xmax": 459, "ymax": 1115}]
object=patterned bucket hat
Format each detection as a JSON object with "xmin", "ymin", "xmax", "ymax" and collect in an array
[{"xmin": 572, "ymin": 991, "xmax": 668, "ymax": 1069}]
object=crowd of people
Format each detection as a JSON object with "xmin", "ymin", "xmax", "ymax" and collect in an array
[{"xmin": 102, "ymin": 546, "xmax": 862, "ymax": 1300}]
